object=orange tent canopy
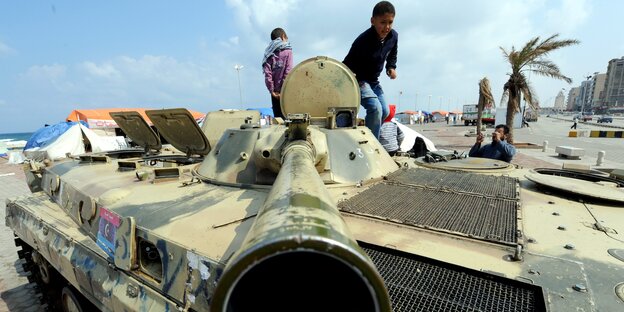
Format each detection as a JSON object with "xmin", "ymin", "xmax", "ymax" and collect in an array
[
  {"xmin": 400, "ymin": 110, "xmax": 419, "ymax": 115},
  {"xmin": 65, "ymin": 108, "xmax": 205, "ymax": 128}
]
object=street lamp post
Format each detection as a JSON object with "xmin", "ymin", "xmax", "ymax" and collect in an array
[
  {"xmin": 428, "ymin": 95, "xmax": 432, "ymax": 112},
  {"xmin": 398, "ymin": 91, "xmax": 403, "ymax": 112},
  {"xmin": 234, "ymin": 64, "xmax": 244, "ymax": 109},
  {"xmin": 582, "ymin": 75, "xmax": 592, "ymax": 115},
  {"xmin": 415, "ymin": 93, "xmax": 418, "ymax": 112}
]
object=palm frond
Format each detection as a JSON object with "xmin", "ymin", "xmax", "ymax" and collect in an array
[
  {"xmin": 499, "ymin": 46, "xmax": 511, "ymax": 59},
  {"xmin": 517, "ymin": 37, "xmax": 540, "ymax": 67},
  {"xmin": 528, "ymin": 68, "xmax": 572, "ymax": 83},
  {"xmin": 514, "ymin": 34, "xmax": 580, "ymax": 70},
  {"xmin": 525, "ymin": 60, "xmax": 573, "ymax": 83}
]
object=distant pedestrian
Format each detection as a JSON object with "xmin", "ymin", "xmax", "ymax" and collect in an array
[
  {"xmin": 570, "ymin": 117, "xmax": 578, "ymax": 129},
  {"xmin": 522, "ymin": 117, "xmax": 530, "ymax": 128},
  {"xmin": 262, "ymin": 27, "xmax": 293, "ymax": 119}
]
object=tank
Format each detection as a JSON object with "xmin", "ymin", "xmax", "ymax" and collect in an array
[{"xmin": 6, "ymin": 56, "xmax": 624, "ymax": 312}]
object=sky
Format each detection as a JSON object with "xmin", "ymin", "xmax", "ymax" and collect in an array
[{"xmin": 1, "ymin": 0, "xmax": 623, "ymax": 133}]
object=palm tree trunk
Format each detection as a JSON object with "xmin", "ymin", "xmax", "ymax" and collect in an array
[
  {"xmin": 505, "ymin": 92, "xmax": 520, "ymax": 144},
  {"xmin": 476, "ymin": 103, "xmax": 483, "ymax": 136}
]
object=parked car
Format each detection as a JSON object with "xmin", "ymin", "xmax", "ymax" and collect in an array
[
  {"xmin": 575, "ymin": 114, "xmax": 593, "ymax": 122},
  {"xmin": 597, "ymin": 115, "xmax": 613, "ymax": 123}
]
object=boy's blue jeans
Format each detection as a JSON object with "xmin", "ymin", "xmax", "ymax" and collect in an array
[{"xmin": 360, "ymin": 81, "xmax": 389, "ymax": 138}]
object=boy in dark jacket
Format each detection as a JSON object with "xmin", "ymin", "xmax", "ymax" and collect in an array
[{"xmin": 343, "ymin": 1, "xmax": 398, "ymax": 138}]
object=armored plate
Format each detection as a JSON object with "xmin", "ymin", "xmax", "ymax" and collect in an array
[
  {"xmin": 281, "ymin": 56, "xmax": 359, "ymax": 118},
  {"xmin": 146, "ymin": 108, "xmax": 211, "ymax": 155},
  {"xmin": 414, "ymin": 156, "xmax": 515, "ymax": 172},
  {"xmin": 110, "ymin": 111, "xmax": 161, "ymax": 152},
  {"xmin": 525, "ymin": 168, "xmax": 624, "ymax": 203},
  {"xmin": 201, "ymin": 110, "xmax": 260, "ymax": 148}
]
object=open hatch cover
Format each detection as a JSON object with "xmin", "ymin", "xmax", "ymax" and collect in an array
[
  {"xmin": 526, "ymin": 168, "xmax": 624, "ymax": 204},
  {"xmin": 146, "ymin": 108, "xmax": 211, "ymax": 156},
  {"xmin": 110, "ymin": 111, "xmax": 161, "ymax": 153}
]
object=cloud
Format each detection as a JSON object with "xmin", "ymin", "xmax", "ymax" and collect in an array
[
  {"xmin": 228, "ymin": 36, "xmax": 240, "ymax": 46},
  {"xmin": 545, "ymin": 0, "xmax": 590, "ymax": 33},
  {"xmin": 219, "ymin": 36, "xmax": 240, "ymax": 48},
  {"xmin": 13, "ymin": 55, "xmax": 235, "ymax": 118},
  {"xmin": 2, "ymin": 0, "xmax": 612, "ymax": 133},
  {"xmin": 226, "ymin": 0, "xmax": 299, "ymax": 31},
  {"xmin": 82, "ymin": 61, "xmax": 120, "ymax": 78},
  {"xmin": 0, "ymin": 40, "xmax": 16, "ymax": 56},
  {"xmin": 21, "ymin": 64, "xmax": 67, "ymax": 81},
  {"xmin": 18, "ymin": 0, "xmax": 582, "ymax": 117}
]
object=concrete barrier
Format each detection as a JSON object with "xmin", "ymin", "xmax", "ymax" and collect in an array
[
  {"xmin": 555, "ymin": 146, "xmax": 585, "ymax": 159},
  {"xmin": 589, "ymin": 130, "xmax": 624, "ymax": 138},
  {"xmin": 568, "ymin": 130, "xmax": 590, "ymax": 137}
]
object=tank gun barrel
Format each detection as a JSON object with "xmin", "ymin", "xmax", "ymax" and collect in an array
[{"xmin": 211, "ymin": 120, "xmax": 391, "ymax": 311}]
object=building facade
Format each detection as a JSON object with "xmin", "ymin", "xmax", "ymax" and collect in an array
[
  {"xmin": 566, "ymin": 87, "xmax": 580, "ymax": 111},
  {"xmin": 578, "ymin": 80, "xmax": 593, "ymax": 112},
  {"xmin": 590, "ymin": 73, "xmax": 606, "ymax": 110},
  {"xmin": 602, "ymin": 56, "xmax": 624, "ymax": 111},
  {"xmin": 554, "ymin": 90, "xmax": 566, "ymax": 111}
]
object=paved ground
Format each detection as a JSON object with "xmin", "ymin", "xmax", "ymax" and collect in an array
[
  {"xmin": 0, "ymin": 158, "xmax": 43, "ymax": 312},
  {"xmin": 408, "ymin": 118, "xmax": 623, "ymax": 171}
]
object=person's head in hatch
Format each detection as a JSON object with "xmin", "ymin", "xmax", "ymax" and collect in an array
[
  {"xmin": 493, "ymin": 124, "xmax": 510, "ymax": 142},
  {"xmin": 384, "ymin": 104, "xmax": 396, "ymax": 123}
]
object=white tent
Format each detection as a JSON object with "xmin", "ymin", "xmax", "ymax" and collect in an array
[
  {"xmin": 24, "ymin": 124, "xmax": 128, "ymax": 161},
  {"xmin": 395, "ymin": 121, "xmax": 437, "ymax": 152}
]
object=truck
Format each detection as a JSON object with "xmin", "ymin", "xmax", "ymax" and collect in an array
[
  {"xmin": 524, "ymin": 108, "xmax": 539, "ymax": 122},
  {"xmin": 461, "ymin": 104, "xmax": 495, "ymax": 126}
]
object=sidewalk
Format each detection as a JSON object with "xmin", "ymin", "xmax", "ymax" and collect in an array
[{"xmin": 0, "ymin": 158, "xmax": 42, "ymax": 312}]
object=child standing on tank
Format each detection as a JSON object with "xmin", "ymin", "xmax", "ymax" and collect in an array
[
  {"xmin": 343, "ymin": 1, "xmax": 398, "ymax": 138},
  {"xmin": 262, "ymin": 28, "xmax": 293, "ymax": 120}
]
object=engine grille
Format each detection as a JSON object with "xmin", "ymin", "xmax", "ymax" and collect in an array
[
  {"xmin": 362, "ymin": 243, "xmax": 545, "ymax": 312},
  {"xmin": 339, "ymin": 169, "xmax": 520, "ymax": 246},
  {"xmin": 387, "ymin": 168, "xmax": 519, "ymax": 200}
]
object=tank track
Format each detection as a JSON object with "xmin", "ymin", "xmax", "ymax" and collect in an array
[{"xmin": 14, "ymin": 236, "xmax": 64, "ymax": 311}]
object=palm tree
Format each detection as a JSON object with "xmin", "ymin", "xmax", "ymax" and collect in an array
[
  {"xmin": 477, "ymin": 77, "xmax": 494, "ymax": 137},
  {"xmin": 500, "ymin": 34, "xmax": 579, "ymax": 143}
]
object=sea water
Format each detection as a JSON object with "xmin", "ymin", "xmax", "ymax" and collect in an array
[{"xmin": 0, "ymin": 132, "xmax": 33, "ymax": 142}]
